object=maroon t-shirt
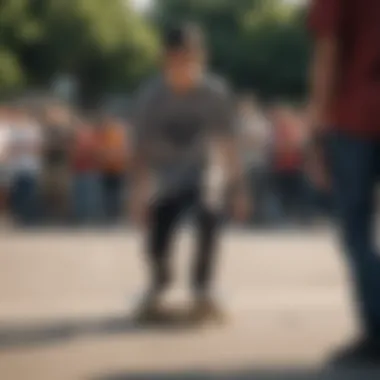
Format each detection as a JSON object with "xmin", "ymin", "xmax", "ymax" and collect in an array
[{"xmin": 309, "ymin": 0, "xmax": 380, "ymax": 137}]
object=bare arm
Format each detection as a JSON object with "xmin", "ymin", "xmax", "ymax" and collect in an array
[
  {"xmin": 210, "ymin": 79, "xmax": 251, "ymax": 220},
  {"xmin": 308, "ymin": 0, "xmax": 342, "ymax": 133},
  {"xmin": 131, "ymin": 149, "xmax": 150, "ymax": 199},
  {"xmin": 217, "ymin": 136, "xmax": 246, "ymax": 194},
  {"xmin": 128, "ymin": 144, "xmax": 152, "ymax": 227},
  {"xmin": 307, "ymin": 0, "xmax": 342, "ymax": 189},
  {"xmin": 129, "ymin": 83, "xmax": 156, "ymax": 225},
  {"xmin": 309, "ymin": 36, "xmax": 339, "ymax": 131},
  {"xmin": 216, "ymin": 134, "xmax": 250, "ymax": 221}
]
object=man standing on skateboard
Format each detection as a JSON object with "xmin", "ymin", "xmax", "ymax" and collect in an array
[{"xmin": 130, "ymin": 23, "xmax": 249, "ymax": 322}]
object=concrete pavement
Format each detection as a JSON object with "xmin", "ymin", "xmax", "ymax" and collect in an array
[{"xmin": 0, "ymin": 229, "xmax": 364, "ymax": 379}]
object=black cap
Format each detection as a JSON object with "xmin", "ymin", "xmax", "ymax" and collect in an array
[{"xmin": 162, "ymin": 23, "xmax": 205, "ymax": 52}]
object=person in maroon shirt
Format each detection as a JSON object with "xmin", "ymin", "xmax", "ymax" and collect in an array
[{"xmin": 309, "ymin": 0, "xmax": 380, "ymax": 364}]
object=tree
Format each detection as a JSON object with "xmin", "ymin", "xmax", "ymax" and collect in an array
[
  {"xmin": 0, "ymin": 49, "xmax": 24, "ymax": 91},
  {"xmin": 0, "ymin": 0, "xmax": 42, "ymax": 91},
  {"xmin": 0, "ymin": 0, "xmax": 160, "ymax": 103}
]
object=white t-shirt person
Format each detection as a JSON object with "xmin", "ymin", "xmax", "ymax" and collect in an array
[
  {"xmin": 9, "ymin": 121, "xmax": 43, "ymax": 178},
  {"xmin": 239, "ymin": 109, "xmax": 272, "ymax": 171}
]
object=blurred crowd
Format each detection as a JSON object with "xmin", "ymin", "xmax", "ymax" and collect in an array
[
  {"xmin": 0, "ymin": 104, "xmax": 132, "ymax": 227},
  {"xmin": 237, "ymin": 93, "xmax": 333, "ymax": 228},
  {"xmin": 0, "ymin": 96, "xmax": 332, "ymax": 229}
]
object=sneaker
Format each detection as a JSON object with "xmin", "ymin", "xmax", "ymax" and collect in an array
[
  {"xmin": 190, "ymin": 297, "xmax": 227, "ymax": 325},
  {"xmin": 133, "ymin": 291, "xmax": 165, "ymax": 324},
  {"xmin": 330, "ymin": 337, "xmax": 380, "ymax": 367}
]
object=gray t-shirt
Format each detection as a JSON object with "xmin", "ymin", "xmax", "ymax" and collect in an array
[{"xmin": 134, "ymin": 74, "xmax": 236, "ymax": 199}]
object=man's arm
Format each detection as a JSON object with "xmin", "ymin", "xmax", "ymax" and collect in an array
[
  {"xmin": 216, "ymin": 134, "xmax": 250, "ymax": 222},
  {"xmin": 309, "ymin": 37, "xmax": 339, "ymax": 132},
  {"xmin": 217, "ymin": 136, "xmax": 246, "ymax": 195},
  {"xmin": 308, "ymin": 37, "xmax": 339, "ymax": 189},
  {"xmin": 308, "ymin": 0, "xmax": 342, "ymax": 133},
  {"xmin": 130, "ymin": 149, "xmax": 151, "ymax": 224},
  {"xmin": 308, "ymin": 0, "xmax": 342, "ymax": 188},
  {"xmin": 129, "ymin": 83, "xmax": 155, "ymax": 226},
  {"xmin": 212, "ymin": 81, "xmax": 250, "ymax": 220}
]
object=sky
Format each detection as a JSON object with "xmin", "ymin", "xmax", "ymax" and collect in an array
[{"xmin": 132, "ymin": 0, "xmax": 150, "ymax": 10}]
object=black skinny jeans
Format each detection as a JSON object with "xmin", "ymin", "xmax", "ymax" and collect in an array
[{"xmin": 146, "ymin": 186, "xmax": 220, "ymax": 298}]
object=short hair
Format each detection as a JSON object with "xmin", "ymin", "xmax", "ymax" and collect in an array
[{"xmin": 162, "ymin": 23, "xmax": 205, "ymax": 52}]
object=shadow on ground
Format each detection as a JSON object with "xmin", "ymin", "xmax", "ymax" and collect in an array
[
  {"xmin": 0, "ymin": 313, "xmax": 196, "ymax": 351},
  {"xmin": 2, "ymin": 319, "xmax": 380, "ymax": 379},
  {"xmin": 93, "ymin": 368, "xmax": 380, "ymax": 380}
]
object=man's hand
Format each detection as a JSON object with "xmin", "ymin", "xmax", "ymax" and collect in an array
[
  {"xmin": 307, "ymin": 136, "xmax": 330, "ymax": 191},
  {"xmin": 230, "ymin": 190, "xmax": 252, "ymax": 222},
  {"xmin": 129, "ymin": 151, "xmax": 150, "ymax": 228},
  {"xmin": 306, "ymin": 29, "xmax": 338, "ymax": 192},
  {"xmin": 129, "ymin": 192, "xmax": 149, "ymax": 228}
]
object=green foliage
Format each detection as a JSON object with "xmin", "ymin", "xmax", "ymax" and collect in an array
[
  {"xmin": 154, "ymin": 0, "xmax": 310, "ymax": 100},
  {"xmin": 0, "ymin": 0, "xmax": 310, "ymax": 102},
  {"xmin": 0, "ymin": 48, "xmax": 24, "ymax": 90},
  {"xmin": 0, "ymin": 0, "xmax": 159, "ymax": 102}
]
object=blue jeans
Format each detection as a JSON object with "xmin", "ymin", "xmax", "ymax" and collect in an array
[
  {"xmin": 327, "ymin": 131, "xmax": 380, "ymax": 338},
  {"xmin": 11, "ymin": 173, "xmax": 39, "ymax": 225},
  {"xmin": 249, "ymin": 166, "xmax": 277, "ymax": 225},
  {"xmin": 72, "ymin": 172, "xmax": 101, "ymax": 223},
  {"xmin": 275, "ymin": 170, "xmax": 308, "ymax": 222}
]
